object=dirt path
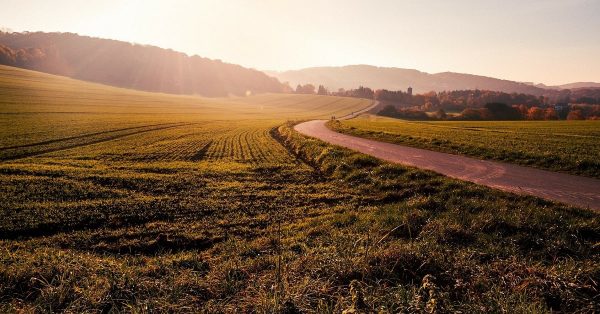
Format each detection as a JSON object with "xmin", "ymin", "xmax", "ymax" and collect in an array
[{"xmin": 295, "ymin": 119, "xmax": 600, "ymax": 210}]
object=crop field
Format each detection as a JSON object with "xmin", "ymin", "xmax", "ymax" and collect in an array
[
  {"xmin": 1, "ymin": 66, "xmax": 599, "ymax": 312},
  {"xmin": 330, "ymin": 115, "xmax": 600, "ymax": 178}
]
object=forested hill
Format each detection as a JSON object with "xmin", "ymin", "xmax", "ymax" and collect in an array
[
  {"xmin": 0, "ymin": 31, "xmax": 285, "ymax": 97},
  {"xmin": 270, "ymin": 65, "xmax": 552, "ymax": 96}
]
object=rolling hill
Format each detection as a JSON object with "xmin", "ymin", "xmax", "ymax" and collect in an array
[
  {"xmin": 270, "ymin": 65, "xmax": 598, "ymax": 96},
  {"xmin": 0, "ymin": 31, "xmax": 285, "ymax": 97},
  {"xmin": 0, "ymin": 64, "xmax": 371, "ymax": 160}
]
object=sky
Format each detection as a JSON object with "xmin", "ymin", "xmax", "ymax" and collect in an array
[{"xmin": 1, "ymin": 0, "xmax": 599, "ymax": 85}]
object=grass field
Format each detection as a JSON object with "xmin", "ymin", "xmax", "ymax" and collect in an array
[
  {"xmin": 1, "ymin": 66, "xmax": 599, "ymax": 312},
  {"xmin": 329, "ymin": 115, "xmax": 600, "ymax": 178}
]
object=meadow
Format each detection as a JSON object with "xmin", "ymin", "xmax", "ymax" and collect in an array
[
  {"xmin": 329, "ymin": 115, "xmax": 600, "ymax": 178},
  {"xmin": 0, "ymin": 66, "xmax": 599, "ymax": 312}
]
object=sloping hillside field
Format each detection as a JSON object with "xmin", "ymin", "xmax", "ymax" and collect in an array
[{"xmin": 0, "ymin": 66, "xmax": 598, "ymax": 312}]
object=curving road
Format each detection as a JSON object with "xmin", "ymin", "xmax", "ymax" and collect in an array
[{"xmin": 295, "ymin": 117, "xmax": 600, "ymax": 211}]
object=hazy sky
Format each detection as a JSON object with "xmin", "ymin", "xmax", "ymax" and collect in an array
[{"xmin": 2, "ymin": 0, "xmax": 599, "ymax": 85}]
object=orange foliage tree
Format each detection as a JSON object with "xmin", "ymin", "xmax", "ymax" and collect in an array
[
  {"xmin": 527, "ymin": 107, "xmax": 545, "ymax": 120},
  {"xmin": 544, "ymin": 108, "xmax": 558, "ymax": 120},
  {"xmin": 567, "ymin": 110, "xmax": 584, "ymax": 120}
]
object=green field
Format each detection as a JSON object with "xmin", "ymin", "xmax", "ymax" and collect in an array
[
  {"xmin": 1, "ymin": 66, "xmax": 599, "ymax": 312},
  {"xmin": 330, "ymin": 115, "xmax": 600, "ymax": 178}
]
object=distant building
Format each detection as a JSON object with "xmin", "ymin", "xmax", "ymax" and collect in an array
[{"xmin": 407, "ymin": 87, "xmax": 413, "ymax": 96}]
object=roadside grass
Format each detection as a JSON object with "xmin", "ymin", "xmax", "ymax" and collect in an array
[
  {"xmin": 329, "ymin": 115, "xmax": 600, "ymax": 178},
  {"xmin": 273, "ymin": 122, "xmax": 599, "ymax": 312}
]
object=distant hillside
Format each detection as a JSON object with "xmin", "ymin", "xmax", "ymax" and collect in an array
[
  {"xmin": 569, "ymin": 87, "xmax": 600, "ymax": 102},
  {"xmin": 533, "ymin": 82, "xmax": 600, "ymax": 90},
  {"xmin": 271, "ymin": 65, "xmax": 552, "ymax": 96},
  {"xmin": 555, "ymin": 82, "xmax": 600, "ymax": 90},
  {"xmin": 0, "ymin": 31, "xmax": 284, "ymax": 97}
]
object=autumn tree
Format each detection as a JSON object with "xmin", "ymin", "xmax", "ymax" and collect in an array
[
  {"xmin": 544, "ymin": 108, "xmax": 558, "ymax": 120},
  {"xmin": 527, "ymin": 107, "xmax": 544, "ymax": 120},
  {"xmin": 567, "ymin": 110, "xmax": 584, "ymax": 120},
  {"xmin": 515, "ymin": 104, "xmax": 529, "ymax": 117},
  {"xmin": 589, "ymin": 105, "xmax": 600, "ymax": 119}
]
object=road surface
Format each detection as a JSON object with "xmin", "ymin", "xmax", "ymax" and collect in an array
[
  {"xmin": 333, "ymin": 100, "xmax": 381, "ymax": 120},
  {"xmin": 294, "ymin": 119, "xmax": 600, "ymax": 211}
]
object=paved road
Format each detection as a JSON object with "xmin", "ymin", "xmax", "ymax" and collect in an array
[
  {"xmin": 295, "ymin": 119, "xmax": 600, "ymax": 211},
  {"xmin": 332, "ymin": 100, "xmax": 380, "ymax": 120}
]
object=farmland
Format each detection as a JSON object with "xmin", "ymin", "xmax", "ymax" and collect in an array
[
  {"xmin": 1, "ymin": 66, "xmax": 599, "ymax": 312},
  {"xmin": 330, "ymin": 115, "xmax": 600, "ymax": 178}
]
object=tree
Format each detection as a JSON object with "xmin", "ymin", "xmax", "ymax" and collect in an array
[
  {"xmin": 281, "ymin": 82, "xmax": 294, "ymax": 93},
  {"xmin": 479, "ymin": 108, "xmax": 493, "ymax": 120},
  {"xmin": 484, "ymin": 102, "xmax": 521, "ymax": 120},
  {"xmin": 589, "ymin": 105, "xmax": 600, "ymax": 119},
  {"xmin": 527, "ymin": 107, "xmax": 544, "ymax": 120},
  {"xmin": 378, "ymin": 105, "xmax": 398, "ymax": 117},
  {"xmin": 544, "ymin": 108, "xmax": 558, "ymax": 120},
  {"xmin": 0, "ymin": 32, "xmax": 287, "ymax": 97},
  {"xmin": 317, "ymin": 85, "xmax": 328, "ymax": 95},
  {"xmin": 352, "ymin": 86, "xmax": 374, "ymax": 99},
  {"xmin": 375, "ymin": 89, "xmax": 411, "ymax": 104},
  {"xmin": 567, "ymin": 110, "xmax": 584, "ymax": 120},
  {"xmin": 0, "ymin": 44, "xmax": 17, "ymax": 65},
  {"xmin": 459, "ymin": 108, "xmax": 484, "ymax": 120},
  {"xmin": 434, "ymin": 109, "xmax": 447, "ymax": 120},
  {"xmin": 576, "ymin": 97, "xmax": 597, "ymax": 104},
  {"xmin": 295, "ymin": 84, "xmax": 315, "ymax": 94},
  {"xmin": 515, "ymin": 104, "xmax": 529, "ymax": 117},
  {"xmin": 423, "ymin": 102, "xmax": 433, "ymax": 111}
]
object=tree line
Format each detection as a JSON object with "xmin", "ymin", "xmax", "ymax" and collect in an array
[
  {"xmin": 379, "ymin": 103, "xmax": 600, "ymax": 121},
  {"xmin": 292, "ymin": 83, "xmax": 600, "ymax": 120}
]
